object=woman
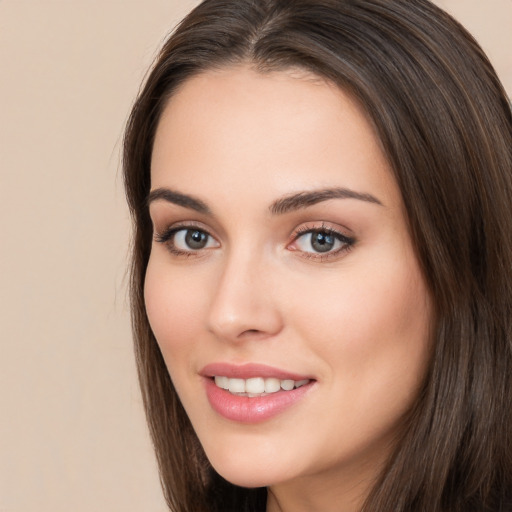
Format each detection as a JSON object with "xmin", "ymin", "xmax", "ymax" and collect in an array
[{"xmin": 123, "ymin": 0, "xmax": 512, "ymax": 510}]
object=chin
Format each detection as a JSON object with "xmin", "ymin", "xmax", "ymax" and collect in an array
[
  {"xmin": 210, "ymin": 462, "xmax": 273, "ymax": 488},
  {"xmin": 204, "ymin": 443, "xmax": 294, "ymax": 489},
  {"xmin": 217, "ymin": 470, "xmax": 272, "ymax": 489}
]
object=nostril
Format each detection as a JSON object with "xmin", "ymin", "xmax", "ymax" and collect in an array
[{"xmin": 238, "ymin": 329, "xmax": 268, "ymax": 340}]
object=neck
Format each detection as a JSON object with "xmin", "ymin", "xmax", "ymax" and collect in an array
[{"xmin": 265, "ymin": 462, "xmax": 379, "ymax": 512}]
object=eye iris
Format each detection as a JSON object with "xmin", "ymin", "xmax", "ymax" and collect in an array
[
  {"xmin": 185, "ymin": 230, "xmax": 208, "ymax": 249},
  {"xmin": 311, "ymin": 231, "xmax": 335, "ymax": 252}
]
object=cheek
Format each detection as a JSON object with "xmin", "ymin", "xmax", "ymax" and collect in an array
[
  {"xmin": 288, "ymin": 253, "xmax": 431, "ymax": 390},
  {"xmin": 144, "ymin": 257, "xmax": 206, "ymax": 364},
  {"xmin": 284, "ymin": 259, "xmax": 431, "ymax": 459}
]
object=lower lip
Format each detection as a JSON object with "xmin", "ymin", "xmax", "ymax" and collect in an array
[{"xmin": 204, "ymin": 378, "xmax": 314, "ymax": 423}]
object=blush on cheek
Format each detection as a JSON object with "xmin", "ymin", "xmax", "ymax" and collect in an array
[
  {"xmin": 144, "ymin": 262, "xmax": 210, "ymax": 358},
  {"xmin": 144, "ymin": 268, "xmax": 177, "ymax": 344}
]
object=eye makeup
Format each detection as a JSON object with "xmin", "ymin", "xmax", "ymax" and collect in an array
[
  {"xmin": 288, "ymin": 222, "xmax": 356, "ymax": 262},
  {"xmin": 154, "ymin": 222, "xmax": 218, "ymax": 258},
  {"xmin": 153, "ymin": 219, "xmax": 356, "ymax": 262}
]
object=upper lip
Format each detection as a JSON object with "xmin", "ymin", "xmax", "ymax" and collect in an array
[{"xmin": 200, "ymin": 362, "xmax": 313, "ymax": 381}]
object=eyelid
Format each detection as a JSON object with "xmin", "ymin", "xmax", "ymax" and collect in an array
[
  {"xmin": 291, "ymin": 221, "xmax": 354, "ymax": 240},
  {"xmin": 154, "ymin": 220, "xmax": 214, "ymax": 239}
]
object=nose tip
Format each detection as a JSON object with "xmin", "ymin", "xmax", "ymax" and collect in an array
[{"xmin": 206, "ymin": 263, "xmax": 283, "ymax": 343}]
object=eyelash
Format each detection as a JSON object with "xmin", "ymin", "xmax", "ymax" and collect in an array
[
  {"xmin": 154, "ymin": 223, "xmax": 214, "ymax": 258},
  {"xmin": 290, "ymin": 223, "xmax": 355, "ymax": 261},
  {"xmin": 154, "ymin": 222, "xmax": 356, "ymax": 261}
]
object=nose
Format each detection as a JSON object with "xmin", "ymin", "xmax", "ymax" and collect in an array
[{"xmin": 206, "ymin": 249, "xmax": 284, "ymax": 343}]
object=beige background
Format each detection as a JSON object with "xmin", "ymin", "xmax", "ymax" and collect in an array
[{"xmin": 0, "ymin": 1, "xmax": 510, "ymax": 511}]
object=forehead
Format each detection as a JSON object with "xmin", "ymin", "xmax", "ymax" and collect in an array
[{"xmin": 150, "ymin": 65, "xmax": 399, "ymax": 209}]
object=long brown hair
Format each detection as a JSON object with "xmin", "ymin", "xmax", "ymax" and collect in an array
[{"xmin": 123, "ymin": 1, "xmax": 512, "ymax": 510}]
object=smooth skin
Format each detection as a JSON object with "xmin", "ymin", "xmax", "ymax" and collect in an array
[{"xmin": 145, "ymin": 65, "xmax": 432, "ymax": 512}]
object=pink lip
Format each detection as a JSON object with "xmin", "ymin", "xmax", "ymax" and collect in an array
[
  {"xmin": 201, "ymin": 362, "xmax": 315, "ymax": 424},
  {"xmin": 200, "ymin": 362, "xmax": 311, "ymax": 381}
]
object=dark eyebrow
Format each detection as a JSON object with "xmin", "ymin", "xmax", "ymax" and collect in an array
[
  {"xmin": 270, "ymin": 187, "xmax": 383, "ymax": 215},
  {"xmin": 147, "ymin": 186, "xmax": 381, "ymax": 216},
  {"xmin": 147, "ymin": 188, "xmax": 211, "ymax": 214}
]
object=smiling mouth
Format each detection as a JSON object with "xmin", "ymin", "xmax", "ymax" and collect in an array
[{"xmin": 213, "ymin": 376, "xmax": 311, "ymax": 397}]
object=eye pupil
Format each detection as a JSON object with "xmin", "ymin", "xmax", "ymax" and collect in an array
[
  {"xmin": 185, "ymin": 229, "xmax": 208, "ymax": 249},
  {"xmin": 311, "ymin": 231, "xmax": 335, "ymax": 252}
]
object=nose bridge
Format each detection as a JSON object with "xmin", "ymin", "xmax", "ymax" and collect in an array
[{"xmin": 206, "ymin": 243, "xmax": 282, "ymax": 341}]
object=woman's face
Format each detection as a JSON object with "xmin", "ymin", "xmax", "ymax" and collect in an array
[{"xmin": 146, "ymin": 66, "xmax": 432, "ymax": 504}]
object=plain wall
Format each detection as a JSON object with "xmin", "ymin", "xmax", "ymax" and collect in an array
[{"xmin": 0, "ymin": 1, "xmax": 510, "ymax": 511}]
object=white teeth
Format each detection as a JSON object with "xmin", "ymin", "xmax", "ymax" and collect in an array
[
  {"xmin": 213, "ymin": 376, "xmax": 311, "ymax": 396},
  {"xmin": 228, "ymin": 378, "xmax": 245, "ymax": 393},
  {"xmin": 214, "ymin": 376, "xmax": 229, "ymax": 389},
  {"xmin": 245, "ymin": 377, "xmax": 265, "ymax": 394},
  {"xmin": 264, "ymin": 378, "xmax": 281, "ymax": 393},
  {"xmin": 281, "ymin": 379, "xmax": 295, "ymax": 391}
]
